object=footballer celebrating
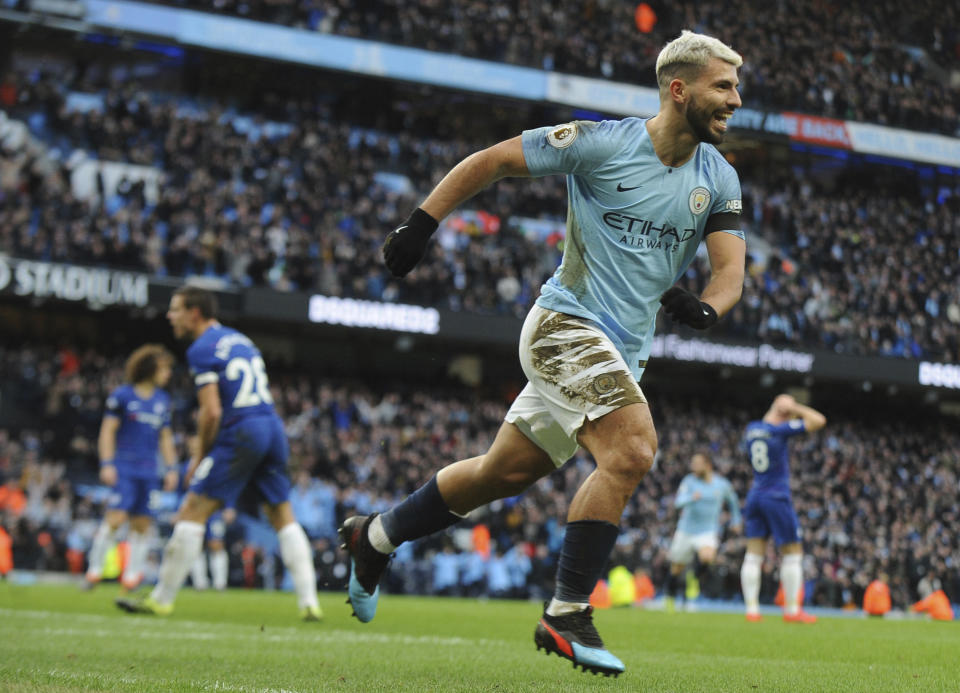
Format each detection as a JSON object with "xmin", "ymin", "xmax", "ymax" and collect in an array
[{"xmin": 341, "ymin": 30, "xmax": 746, "ymax": 676}]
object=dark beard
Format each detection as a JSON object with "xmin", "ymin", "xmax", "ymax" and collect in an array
[{"xmin": 686, "ymin": 95, "xmax": 724, "ymax": 144}]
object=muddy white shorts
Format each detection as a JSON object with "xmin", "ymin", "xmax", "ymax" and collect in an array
[{"xmin": 505, "ymin": 305, "xmax": 646, "ymax": 467}]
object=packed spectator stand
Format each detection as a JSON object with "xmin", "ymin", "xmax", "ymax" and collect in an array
[
  {"xmin": 1, "ymin": 7, "xmax": 959, "ymax": 616},
  {"xmin": 124, "ymin": 0, "xmax": 960, "ymax": 135},
  {"xmin": 2, "ymin": 57, "xmax": 959, "ymax": 361},
  {"xmin": 1, "ymin": 344, "xmax": 958, "ymax": 610}
]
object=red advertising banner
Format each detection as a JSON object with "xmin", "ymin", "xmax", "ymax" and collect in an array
[{"xmin": 781, "ymin": 112, "xmax": 852, "ymax": 148}]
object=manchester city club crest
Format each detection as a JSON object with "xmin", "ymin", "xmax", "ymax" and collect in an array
[
  {"xmin": 547, "ymin": 123, "xmax": 579, "ymax": 149},
  {"xmin": 593, "ymin": 373, "xmax": 618, "ymax": 395},
  {"xmin": 688, "ymin": 187, "xmax": 711, "ymax": 215}
]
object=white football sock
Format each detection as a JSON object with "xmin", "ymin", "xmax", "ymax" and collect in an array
[
  {"xmin": 546, "ymin": 598, "xmax": 589, "ymax": 617},
  {"xmin": 85, "ymin": 522, "xmax": 117, "ymax": 580},
  {"xmin": 191, "ymin": 551, "xmax": 210, "ymax": 590},
  {"xmin": 122, "ymin": 530, "xmax": 151, "ymax": 587},
  {"xmin": 367, "ymin": 515, "xmax": 397, "ymax": 554},
  {"xmin": 781, "ymin": 554, "xmax": 803, "ymax": 615},
  {"xmin": 741, "ymin": 553, "xmax": 763, "ymax": 615},
  {"xmin": 278, "ymin": 523, "xmax": 318, "ymax": 609},
  {"xmin": 150, "ymin": 521, "xmax": 205, "ymax": 606},
  {"xmin": 210, "ymin": 549, "xmax": 229, "ymax": 590}
]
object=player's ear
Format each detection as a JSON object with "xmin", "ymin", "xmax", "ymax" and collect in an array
[{"xmin": 669, "ymin": 78, "xmax": 687, "ymax": 105}]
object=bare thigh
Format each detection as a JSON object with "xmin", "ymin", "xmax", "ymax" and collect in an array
[
  {"xmin": 263, "ymin": 500, "xmax": 296, "ymax": 531},
  {"xmin": 437, "ymin": 421, "xmax": 556, "ymax": 515},
  {"xmin": 129, "ymin": 515, "xmax": 152, "ymax": 533},
  {"xmin": 177, "ymin": 492, "xmax": 222, "ymax": 524},
  {"xmin": 577, "ymin": 401, "xmax": 658, "ymax": 465},
  {"xmin": 104, "ymin": 509, "xmax": 128, "ymax": 530},
  {"xmin": 746, "ymin": 538, "xmax": 767, "ymax": 555},
  {"xmin": 566, "ymin": 402, "xmax": 658, "ymax": 523}
]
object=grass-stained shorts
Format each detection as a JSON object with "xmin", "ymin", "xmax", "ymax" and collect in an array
[{"xmin": 505, "ymin": 305, "xmax": 646, "ymax": 467}]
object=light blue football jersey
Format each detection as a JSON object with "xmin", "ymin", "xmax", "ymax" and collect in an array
[
  {"xmin": 521, "ymin": 118, "xmax": 743, "ymax": 379},
  {"xmin": 675, "ymin": 473, "xmax": 741, "ymax": 535}
]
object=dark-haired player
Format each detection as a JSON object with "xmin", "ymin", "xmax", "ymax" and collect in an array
[{"xmin": 117, "ymin": 285, "xmax": 320, "ymax": 620}]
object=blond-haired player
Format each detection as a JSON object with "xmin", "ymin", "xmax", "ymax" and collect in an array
[{"xmin": 342, "ymin": 30, "xmax": 745, "ymax": 676}]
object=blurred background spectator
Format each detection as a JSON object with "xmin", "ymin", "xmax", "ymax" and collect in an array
[
  {"xmin": 2, "ymin": 54, "xmax": 958, "ymax": 361},
  {"xmin": 2, "ymin": 344, "xmax": 957, "ymax": 609},
  {"xmin": 133, "ymin": 0, "xmax": 960, "ymax": 134}
]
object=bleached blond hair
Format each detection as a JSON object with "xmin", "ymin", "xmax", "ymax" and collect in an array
[{"xmin": 656, "ymin": 30, "xmax": 742, "ymax": 92}]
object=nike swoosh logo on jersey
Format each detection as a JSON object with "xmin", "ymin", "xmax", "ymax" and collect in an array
[{"xmin": 617, "ymin": 183, "xmax": 640, "ymax": 192}]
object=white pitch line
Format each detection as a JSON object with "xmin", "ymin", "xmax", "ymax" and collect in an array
[{"xmin": 2, "ymin": 608, "xmax": 504, "ymax": 648}]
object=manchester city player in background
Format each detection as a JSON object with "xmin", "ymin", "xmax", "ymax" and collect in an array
[
  {"xmin": 340, "ymin": 30, "xmax": 745, "ymax": 676},
  {"xmin": 84, "ymin": 344, "xmax": 178, "ymax": 591},
  {"xmin": 117, "ymin": 285, "xmax": 320, "ymax": 621},
  {"xmin": 665, "ymin": 452, "xmax": 741, "ymax": 612},
  {"xmin": 741, "ymin": 394, "xmax": 826, "ymax": 623}
]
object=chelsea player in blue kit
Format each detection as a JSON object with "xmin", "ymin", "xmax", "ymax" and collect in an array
[
  {"xmin": 85, "ymin": 345, "xmax": 178, "ymax": 590},
  {"xmin": 740, "ymin": 394, "xmax": 826, "ymax": 623},
  {"xmin": 340, "ymin": 30, "xmax": 746, "ymax": 677},
  {"xmin": 117, "ymin": 286, "xmax": 320, "ymax": 620},
  {"xmin": 665, "ymin": 452, "xmax": 740, "ymax": 610}
]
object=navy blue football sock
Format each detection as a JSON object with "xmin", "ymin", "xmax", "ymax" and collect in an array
[
  {"xmin": 694, "ymin": 557, "xmax": 711, "ymax": 583},
  {"xmin": 666, "ymin": 571, "xmax": 683, "ymax": 599},
  {"xmin": 554, "ymin": 520, "xmax": 620, "ymax": 603},
  {"xmin": 379, "ymin": 476, "xmax": 461, "ymax": 546}
]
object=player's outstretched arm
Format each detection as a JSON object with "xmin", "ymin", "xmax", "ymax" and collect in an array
[
  {"xmin": 420, "ymin": 136, "xmax": 530, "ymax": 221},
  {"xmin": 191, "ymin": 383, "xmax": 223, "ymax": 475},
  {"xmin": 674, "ymin": 478, "xmax": 695, "ymax": 508},
  {"xmin": 97, "ymin": 415, "xmax": 120, "ymax": 486},
  {"xmin": 160, "ymin": 427, "xmax": 179, "ymax": 491},
  {"xmin": 724, "ymin": 481, "xmax": 742, "ymax": 528},
  {"xmin": 383, "ymin": 136, "xmax": 529, "ymax": 277},
  {"xmin": 699, "ymin": 230, "xmax": 745, "ymax": 318},
  {"xmin": 791, "ymin": 401, "xmax": 827, "ymax": 433},
  {"xmin": 659, "ymin": 231, "xmax": 744, "ymax": 329}
]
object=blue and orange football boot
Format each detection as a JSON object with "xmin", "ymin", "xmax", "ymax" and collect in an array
[
  {"xmin": 338, "ymin": 514, "xmax": 391, "ymax": 623},
  {"xmin": 534, "ymin": 603, "xmax": 624, "ymax": 677}
]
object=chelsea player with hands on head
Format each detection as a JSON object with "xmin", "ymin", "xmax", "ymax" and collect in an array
[
  {"xmin": 341, "ymin": 30, "xmax": 746, "ymax": 677},
  {"xmin": 741, "ymin": 394, "xmax": 826, "ymax": 623},
  {"xmin": 117, "ymin": 285, "xmax": 320, "ymax": 621}
]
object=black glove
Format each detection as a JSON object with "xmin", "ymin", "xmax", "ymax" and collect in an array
[
  {"xmin": 382, "ymin": 208, "xmax": 439, "ymax": 278},
  {"xmin": 659, "ymin": 286, "xmax": 718, "ymax": 329}
]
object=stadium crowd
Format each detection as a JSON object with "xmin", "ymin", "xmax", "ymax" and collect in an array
[
  {"xmin": 2, "ymin": 343, "xmax": 958, "ymax": 612},
  {"xmin": 3, "ymin": 61, "xmax": 959, "ymax": 362},
  {"xmin": 116, "ymin": 0, "xmax": 960, "ymax": 135}
]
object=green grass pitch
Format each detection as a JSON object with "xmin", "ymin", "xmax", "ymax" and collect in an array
[{"xmin": 1, "ymin": 582, "xmax": 957, "ymax": 692}]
